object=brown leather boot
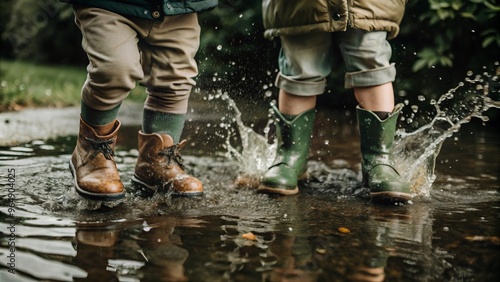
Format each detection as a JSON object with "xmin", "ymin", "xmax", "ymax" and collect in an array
[
  {"xmin": 132, "ymin": 131, "xmax": 203, "ymax": 196},
  {"xmin": 69, "ymin": 118, "xmax": 125, "ymax": 201}
]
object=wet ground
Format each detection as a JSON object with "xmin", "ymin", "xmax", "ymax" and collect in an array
[{"xmin": 0, "ymin": 98, "xmax": 499, "ymax": 281}]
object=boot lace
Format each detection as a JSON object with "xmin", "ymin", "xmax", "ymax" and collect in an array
[
  {"xmin": 158, "ymin": 144, "xmax": 185, "ymax": 170},
  {"xmin": 85, "ymin": 137, "xmax": 115, "ymax": 160}
]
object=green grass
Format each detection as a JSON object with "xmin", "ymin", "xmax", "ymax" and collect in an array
[{"xmin": 0, "ymin": 60, "xmax": 145, "ymax": 111}]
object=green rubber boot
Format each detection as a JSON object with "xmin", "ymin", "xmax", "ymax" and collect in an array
[
  {"xmin": 357, "ymin": 103, "xmax": 412, "ymax": 203},
  {"xmin": 258, "ymin": 104, "xmax": 316, "ymax": 195}
]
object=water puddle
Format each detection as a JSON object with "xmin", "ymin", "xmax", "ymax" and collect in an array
[{"xmin": 0, "ymin": 65, "xmax": 499, "ymax": 281}]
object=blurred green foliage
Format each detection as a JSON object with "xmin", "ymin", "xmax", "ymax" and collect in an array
[
  {"xmin": 409, "ymin": 0, "xmax": 499, "ymax": 72},
  {"xmin": 0, "ymin": 0, "xmax": 498, "ymax": 112}
]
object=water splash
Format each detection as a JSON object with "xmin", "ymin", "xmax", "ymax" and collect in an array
[
  {"xmin": 394, "ymin": 65, "xmax": 500, "ymax": 198},
  {"xmin": 60, "ymin": 189, "xmax": 124, "ymax": 210},
  {"xmin": 220, "ymin": 93, "xmax": 276, "ymax": 186},
  {"xmin": 224, "ymin": 65, "xmax": 499, "ymax": 199}
]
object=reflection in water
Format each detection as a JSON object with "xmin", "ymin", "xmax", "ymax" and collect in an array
[
  {"xmin": 260, "ymin": 196, "xmax": 321, "ymax": 282},
  {"xmin": 72, "ymin": 217, "xmax": 205, "ymax": 282},
  {"xmin": 73, "ymin": 228, "xmax": 119, "ymax": 281},
  {"xmin": 364, "ymin": 204, "xmax": 439, "ymax": 281},
  {"xmin": 206, "ymin": 199, "xmax": 441, "ymax": 281}
]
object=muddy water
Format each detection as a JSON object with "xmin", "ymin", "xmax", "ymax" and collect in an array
[{"xmin": 1, "ymin": 79, "xmax": 500, "ymax": 280}]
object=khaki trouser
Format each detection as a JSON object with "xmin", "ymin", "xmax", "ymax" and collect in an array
[
  {"xmin": 277, "ymin": 29, "xmax": 396, "ymax": 95},
  {"xmin": 74, "ymin": 6, "xmax": 200, "ymax": 114}
]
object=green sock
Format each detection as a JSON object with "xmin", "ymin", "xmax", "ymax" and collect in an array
[
  {"xmin": 143, "ymin": 109, "xmax": 185, "ymax": 143},
  {"xmin": 81, "ymin": 101, "xmax": 121, "ymax": 126}
]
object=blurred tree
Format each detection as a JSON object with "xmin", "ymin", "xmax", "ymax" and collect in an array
[{"xmin": 1, "ymin": 0, "xmax": 86, "ymax": 64}]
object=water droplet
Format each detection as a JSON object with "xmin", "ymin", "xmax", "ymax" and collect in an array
[
  {"xmin": 324, "ymin": 140, "xmax": 330, "ymax": 145},
  {"xmin": 142, "ymin": 221, "xmax": 151, "ymax": 232},
  {"xmin": 418, "ymin": 95, "xmax": 425, "ymax": 102},
  {"xmin": 216, "ymin": 45, "xmax": 222, "ymax": 51}
]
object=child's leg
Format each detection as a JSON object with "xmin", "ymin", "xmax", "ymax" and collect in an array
[
  {"xmin": 139, "ymin": 13, "xmax": 200, "ymax": 143},
  {"xmin": 336, "ymin": 28, "xmax": 397, "ymax": 111},
  {"xmin": 278, "ymin": 89, "xmax": 317, "ymax": 115},
  {"xmin": 276, "ymin": 32, "xmax": 333, "ymax": 114},
  {"xmin": 131, "ymin": 13, "xmax": 203, "ymax": 196},
  {"xmin": 259, "ymin": 32, "xmax": 333, "ymax": 195},
  {"xmin": 70, "ymin": 6, "xmax": 146, "ymax": 200},
  {"xmin": 337, "ymin": 28, "xmax": 411, "ymax": 203},
  {"xmin": 354, "ymin": 83, "xmax": 395, "ymax": 113},
  {"xmin": 74, "ymin": 6, "xmax": 144, "ymax": 128}
]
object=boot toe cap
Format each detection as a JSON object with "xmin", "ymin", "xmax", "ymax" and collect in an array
[
  {"xmin": 78, "ymin": 177, "xmax": 124, "ymax": 194},
  {"xmin": 173, "ymin": 177, "xmax": 203, "ymax": 196},
  {"xmin": 258, "ymin": 164, "xmax": 300, "ymax": 195},
  {"xmin": 261, "ymin": 165, "xmax": 299, "ymax": 188}
]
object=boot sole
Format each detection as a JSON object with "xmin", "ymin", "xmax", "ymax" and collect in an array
[
  {"xmin": 371, "ymin": 191, "xmax": 412, "ymax": 204},
  {"xmin": 256, "ymin": 171, "xmax": 307, "ymax": 196},
  {"xmin": 131, "ymin": 175, "xmax": 203, "ymax": 197},
  {"xmin": 257, "ymin": 185, "xmax": 299, "ymax": 196},
  {"xmin": 69, "ymin": 160, "xmax": 125, "ymax": 201}
]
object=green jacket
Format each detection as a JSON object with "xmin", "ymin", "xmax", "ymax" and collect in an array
[
  {"xmin": 63, "ymin": 0, "xmax": 218, "ymax": 20},
  {"xmin": 262, "ymin": 0, "xmax": 406, "ymax": 39}
]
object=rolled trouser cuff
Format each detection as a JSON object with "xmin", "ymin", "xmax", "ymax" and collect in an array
[
  {"xmin": 275, "ymin": 72, "xmax": 326, "ymax": 96},
  {"xmin": 344, "ymin": 63, "xmax": 396, "ymax": 89}
]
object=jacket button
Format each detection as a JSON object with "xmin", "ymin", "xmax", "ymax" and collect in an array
[
  {"xmin": 332, "ymin": 13, "xmax": 341, "ymax": 21},
  {"xmin": 152, "ymin": 11, "xmax": 160, "ymax": 18}
]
